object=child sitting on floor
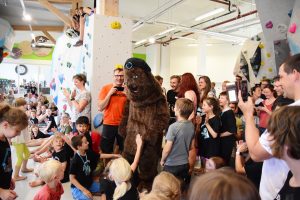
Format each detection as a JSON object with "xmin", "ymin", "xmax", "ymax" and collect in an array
[
  {"xmin": 33, "ymin": 160, "xmax": 64, "ymax": 200},
  {"xmin": 30, "ymin": 134, "xmax": 70, "ymax": 187},
  {"xmin": 100, "ymin": 134, "xmax": 143, "ymax": 200},
  {"xmin": 70, "ymin": 135, "xmax": 120, "ymax": 200}
]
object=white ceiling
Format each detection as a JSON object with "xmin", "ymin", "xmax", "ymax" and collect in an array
[{"xmin": 0, "ymin": 0, "xmax": 261, "ymax": 47}]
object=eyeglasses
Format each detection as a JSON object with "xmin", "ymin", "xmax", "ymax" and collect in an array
[{"xmin": 114, "ymin": 75, "xmax": 124, "ymax": 78}]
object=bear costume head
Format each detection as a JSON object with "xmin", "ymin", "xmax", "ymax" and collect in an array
[{"xmin": 124, "ymin": 58, "xmax": 163, "ymax": 104}]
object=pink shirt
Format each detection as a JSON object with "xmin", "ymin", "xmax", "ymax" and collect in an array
[
  {"xmin": 34, "ymin": 182, "xmax": 64, "ymax": 200},
  {"xmin": 259, "ymin": 100, "xmax": 273, "ymax": 128}
]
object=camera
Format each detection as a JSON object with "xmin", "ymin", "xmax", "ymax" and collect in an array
[
  {"xmin": 226, "ymin": 80, "xmax": 248, "ymax": 103},
  {"xmin": 114, "ymin": 86, "xmax": 124, "ymax": 91}
]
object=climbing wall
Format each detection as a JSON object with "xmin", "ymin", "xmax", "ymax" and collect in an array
[
  {"xmin": 256, "ymin": 0, "xmax": 297, "ymax": 71},
  {"xmin": 234, "ymin": 33, "xmax": 276, "ymax": 86},
  {"xmin": 83, "ymin": 15, "xmax": 132, "ymax": 125},
  {"xmin": 234, "ymin": 0, "xmax": 300, "ymax": 85},
  {"xmin": 51, "ymin": 14, "xmax": 132, "ymax": 124},
  {"xmin": 51, "ymin": 33, "xmax": 83, "ymax": 116},
  {"xmin": 287, "ymin": 0, "xmax": 300, "ymax": 55}
]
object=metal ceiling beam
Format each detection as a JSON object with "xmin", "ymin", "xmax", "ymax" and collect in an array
[{"xmin": 12, "ymin": 25, "xmax": 64, "ymax": 32}]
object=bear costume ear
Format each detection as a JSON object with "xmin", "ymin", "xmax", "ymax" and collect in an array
[{"xmin": 124, "ymin": 57, "xmax": 151, "ymax": 73}]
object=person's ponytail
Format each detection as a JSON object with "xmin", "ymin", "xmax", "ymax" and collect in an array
[{"xmin": 113, "ymin": 182, "xmax": 131, "ymax": 200}]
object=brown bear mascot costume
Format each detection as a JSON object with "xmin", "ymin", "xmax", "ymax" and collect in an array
[{"xmin": 119, "ymin": 58, "xmax": 169, "ymax": 190}]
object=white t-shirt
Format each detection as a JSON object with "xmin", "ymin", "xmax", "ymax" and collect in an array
[{"xmin": 259, "ymin": 99, "xmax": 300, "ymax": 200}]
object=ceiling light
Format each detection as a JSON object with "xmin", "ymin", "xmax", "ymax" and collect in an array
[
  {"xmin": 158, "ymin": 27, "xmax": 176, "ymax": 36},
  {"xmin": 148, "ymin": 37, "xmax": 156, "ymax": 44},
  {"xmin": 135, "ymin": 39, "xmax": 147, "ymax": 46},
  {"xmin": 23, "ymin": 13, "xmax": 32, "ymax": 21},
  {"xmin": 195, "ymin": 8, "xmax": 225, "ymax": 21}
]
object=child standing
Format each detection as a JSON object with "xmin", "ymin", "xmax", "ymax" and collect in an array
[
  {"xmin": 11, "ymin": 98, "xmax": 33, "ymax": 181},
  {"xmin": 160, "ymin": 98, "xmax": 195, "ymax": 186},
  {"xmin": 197, "ymin": 97, "xmax": 222, "ymax": 159},
  {"xmin": 0, "ymin": 103, "xmax": 28, "ymax": 200},
  {"xmin": 70, "ymin": 135, "xmax": 119, "ymax": 200},
  {"xmin": 33, "ymin": 159, "xmax": 64, "ymax": 200}
]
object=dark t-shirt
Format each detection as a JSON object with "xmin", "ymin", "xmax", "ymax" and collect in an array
[
  {"xmin": 70, "ymin": 150, "xmax": 99, "ymax": 189},
  {"xmin": 33, "ymin": 130, "xmax": 50, "ymax": 139},
  {"xmin": 220, "ymin": 109, "xmax": 237, "ymax": 134},
  {"xmin": 198, "ymin": 115, "xmax": 221, "ymax": 158},
  {"xmin": 29, "ymin": 117, "xmax": 38, "ymax": 125},
  {"xmin": 45, "ymin": 115, "xmax": 57, "ymax": 132},
  {"xmin": 244, "ymin": 158, "xmax": 263, "ymax": 190},
  {"xmin": 275, "ymin": 171, "xmax": 300, "ymax": 200},
  {"xmin": 0, "ymin": 138, "xmax": 13, "ymax": 189},
  {"xmin": 100, "ymin": 178, "xmax": 139, "ymax": 200},
  {"xmin": 52, "ymin": 149, "xmax": 70, "ymax": 183},
  {"xmin": 166, "ymin": 90, "xmax": 177, "ymax": 117}
]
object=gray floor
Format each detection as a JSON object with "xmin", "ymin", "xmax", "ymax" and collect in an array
[{"xmin": 11, "ymin": 146, "xmax": 100, "ymax": 200}]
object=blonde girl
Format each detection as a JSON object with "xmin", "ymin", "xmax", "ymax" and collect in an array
[
  {"xmin": 141, "ymin": 171, "xmax": 181, "ymax": 200},
  {"xmin": 11, "ymin": 98, "xmax": 33, "ymax": 181}
]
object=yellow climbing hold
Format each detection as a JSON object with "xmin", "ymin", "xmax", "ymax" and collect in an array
[
  {"xmin": 266, "ymin": 53, "xmax": 271, "ymax": 58},
  {"xmin": 111, "ymin": 21, "xmax": 122, "ymax": 29},
  {"xmin": 268, "ymin": 68, "xmax": 273, "ymax": 72},
  {"xmin": 261, "ymin": 61, "xmax": 265, "ymax": 66},
  {"xmin": 259, "ymin": 43, "xmax": 265, "ymax": 49}
]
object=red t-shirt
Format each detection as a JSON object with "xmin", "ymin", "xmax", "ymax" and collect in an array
[
  {"xmin": 34, "ymin": 182, "xmax": 64, "ymax": 200},
  {"xmin": 98, "ymin": 83, "xmax": 127, "ymax": 125}
]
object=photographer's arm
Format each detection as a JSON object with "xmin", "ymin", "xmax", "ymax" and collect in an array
[
  {"xmin": 238, "ymin": 92, "xmax": 271, "ymax": 162},
  {"xmin": 98, "ymin": 87, "xmax": 117, "ymax": 112}
]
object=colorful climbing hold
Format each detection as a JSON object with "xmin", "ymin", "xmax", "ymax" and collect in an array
[
  {"xmin": 258, "ymin": 43, "xmax": 265, "ymax": 49},
  {"xmin": 289, "ymin": 23, "xmax": 296, "ymax": 33},
  {"xmin": 265, "ymin": 21, "xmax": 273, "ymax": 29},
  {"xmin": 266, "ymin": 53, "xmax": 271, "ymax": 58},
  {"xmin": 268, "ymin": 68, "xmax": 273, "ymax": 72},
  {"xmin": 115, "ymin": 64, "xmax": 123, "ymax": 69},
  {"xmin": 110, "ymin": 21, "xmax": 122, "ymax": 29},
  {"xmin": 288, "ymin": 9, "xmax": 293, "ymax": 18}
]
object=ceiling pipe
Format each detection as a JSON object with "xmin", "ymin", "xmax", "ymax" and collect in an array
[
  {"xmin": 134, "ymin": 0, "xmax": 256, "ymax": 48},
  {"xmin": 160, "ymin": 9, "xmax": 257, "ymax": 45},
  {"xmin": 133, "ymin": 0, "xmax": 186, "ymax": 30}
]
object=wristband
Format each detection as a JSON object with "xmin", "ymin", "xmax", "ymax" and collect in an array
[{"xmin": 236, "ymin": 151, "xmax": 241, "ymax": 155}]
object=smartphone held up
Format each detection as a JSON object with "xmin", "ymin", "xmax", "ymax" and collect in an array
[{"xmin": 226, "ymin": 80, "xmax": 248, "ymax": 103}]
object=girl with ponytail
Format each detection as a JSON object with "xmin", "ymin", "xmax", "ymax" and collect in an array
[{"xmin": 100, "ymin": 134, "xmax": 143, "ymax": 200}]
